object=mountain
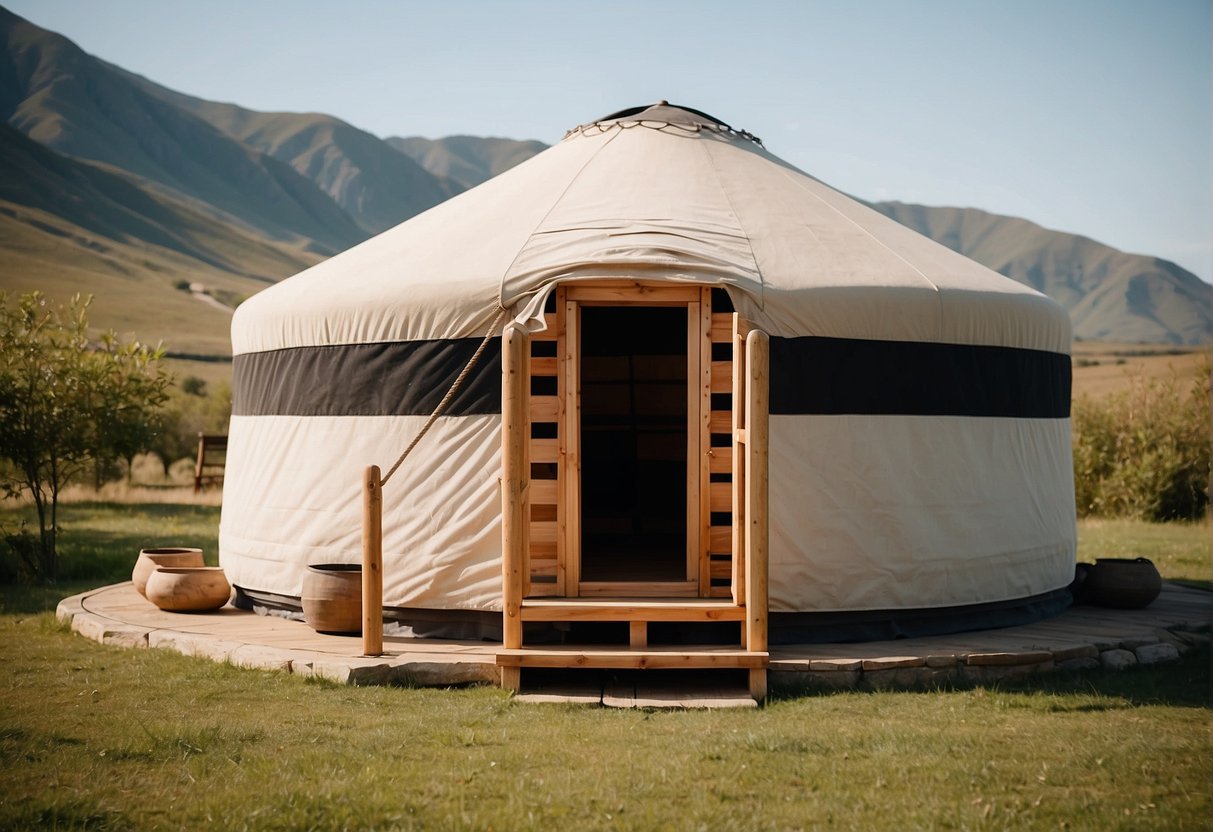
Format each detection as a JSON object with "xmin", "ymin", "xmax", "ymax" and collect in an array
[
  {"xmin": 0, "ymin": 6, "xmax": 365, "ymax": 254},
  {"xmin": 871, "ymin": 202, "xmax": 1213, "ymax": 345},
  {"xmin": 388, "ymin": 135, "xmax": 549, "ymax": 190},
  {"xmin": 0, "ymin": 121, "xmax": 318, "ymax": 354},
  {"xmin": 115, "ymin": 70, "xmax": 460, "ymax": 235}
]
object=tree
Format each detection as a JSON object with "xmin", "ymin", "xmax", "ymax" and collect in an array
[{"xmin": 0, "ymin": 292, "xmax": 170, "ymax": 579}]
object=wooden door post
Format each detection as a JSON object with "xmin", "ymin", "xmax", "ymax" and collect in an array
[
  {"xmin": 501, "ymin": 324, "xmax": 529, "ymax": 680},
  {"xmin": 744, "ymin": 330, "xmax": 769, "ymax": 700},
  {"xmin": 362, "ymin": 464, "xmax": 383, "ymax": 657}
]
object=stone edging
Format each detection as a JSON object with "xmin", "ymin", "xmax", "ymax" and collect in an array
[
  {"xmin": 57, "ymin": 586, "xmax": 1210, "ymax": 692},
  {"xmin": 768, "ymin": 627, "xmax": 1209, "ymax": 692},
  {"xmin": 55, "ymin": 590, "xmax": 500, "ymax": 687}
]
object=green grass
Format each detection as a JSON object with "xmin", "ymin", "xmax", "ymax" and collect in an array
[
  {"xmin": 0, "ymin": 501, "xmax": 219, "ymax": 614},
  {"xmin": 0, "ymin": 503, "xmax": 1210, "ymax": 829},
  {"xmin": 1076, "ymin": 517, "xmax": 1212, "ymax": 590}
]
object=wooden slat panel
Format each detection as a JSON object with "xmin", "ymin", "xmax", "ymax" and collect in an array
[
  {"xmin": 710, "ymin": 410, "xmax": 731, "ymax": 434},
  {"xmin": 528, "ymin": 557, "xmax": 557, "ymax": 576},
  {"xmin": 530, "ymin": 521, "xmax": 557, "ymax": 546},
  {"xmin": 567, "ymin": 284, "xmax": 701, "ymax": 304},
  {"xmin": 709, "ymin": 451, "xmax": 732, "ymax": 475},
  {"xmin": 530, "ymin": 395, "xmax": 558, "ymax": 423},
  {"xmin": 577, "ymin": 581, "xmax": 697, "ymax": 597},
  {"xmin": 709, "ymin": 525, "xmax": 732, "ymax": 554},
  {"xmin": 711, "ymin": 312, "xmax": 733, "ymax": 343},
  {"xmin": 529, "ymin": 540, "xmax": 557, "ymax": 558},
  {"xmin": 496, "ymin": 646, "xmax": 768, "ymax": 669},
  {"xmin": 521, "ymin": 599, "xmax": 745, "ymax": 622},
  {"xmin": 531, "ymin": 438, "xmax": 558, "ymax": 463},
  {"xmin": 530, "ymin": 357, "xmax": 557, "ymax": 376},
  {"xmin": 709, "ymin": 585, "xmax": 732, "ymax": 598},
  {"xmin": 531, "ymin": 479, "xmax": 558, "ymax": 505},
  {"xmin": 711, "ymin": 559, "xmax": 733, "ymax": 579},
  {"xmin": 711, "ymin": 361, "xmax": 732, "ymax": 392},
  {"xmin": 710, "ymin": 481, "xmax": 731, "ymax": 513},
  {"xmin": 531, "ymin": 313, "xmax": 558, "ymax": 341}
]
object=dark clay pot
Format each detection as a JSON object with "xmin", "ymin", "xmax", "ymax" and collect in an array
[
  {"xmin": 301, "ymin": 564, "xmax": 362, "ymax": 634},
  {"xmin": 1083, "ymin": 557, "xmax": 1162, "ymax": 609}
]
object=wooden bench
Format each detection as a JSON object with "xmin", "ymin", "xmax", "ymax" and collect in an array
[{"xmin": 194, "ymin": 433, "xmax": 227, "ymax": 493}]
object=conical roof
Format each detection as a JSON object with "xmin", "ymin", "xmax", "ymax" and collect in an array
[{"xmin": 233, "ymin": 103, "xmax": 1069, "ymax": 356}]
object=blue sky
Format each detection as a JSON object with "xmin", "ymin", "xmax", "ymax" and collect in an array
[{"xmin": 10, "ymin": 0, "xmax": 1211, "ymax": 281}]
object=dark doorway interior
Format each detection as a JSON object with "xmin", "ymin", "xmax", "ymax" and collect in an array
[{"xmin": 580, "ymin": 306, "xmax": 687, "ymax": 582}]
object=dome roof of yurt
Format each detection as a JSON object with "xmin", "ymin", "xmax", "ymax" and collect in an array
[{"xmin": 223, "ymin": 103, "xmax": 1076, "ymax": 640}]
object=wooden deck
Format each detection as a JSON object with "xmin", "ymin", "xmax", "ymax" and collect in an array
[{"xmin": 58, "ymin": 582, "xmax": 1210, "ymax": 703}]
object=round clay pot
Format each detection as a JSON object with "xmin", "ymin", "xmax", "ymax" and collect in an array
[
  {"xmin": 1084, "ymin": 557, "xmax": 1162, "ymax": 609},
  {"xmin": 132, "ymin": 547, "xmax": 204, "ymax": 597},
  {"xmin": 144, "ymin": 566, "xmax": 231, "ymax": 612},
  {"xmin": 302, "ymin": 564, "xmax": 362, "ymax": 635}
]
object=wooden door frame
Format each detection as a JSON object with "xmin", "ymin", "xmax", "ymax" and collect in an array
[{"xmin": 559, "ymin": 281, "xmax": 713, "ymax": 598}]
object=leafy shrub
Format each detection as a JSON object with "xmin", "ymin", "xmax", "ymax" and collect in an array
[{"xmin": 1072, "ymin": 358, "xmax": 1210, "ymax": 521}]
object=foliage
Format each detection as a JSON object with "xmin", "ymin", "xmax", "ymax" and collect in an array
[
  {"xmin": 0, "ymin": 292, "xmax": 170, "ymax": 579},
  {"xmin": 148, "ymin": 379, "xmax": 231, "ymax": 476},
  {"xmin": 1073, "ymin": 358, "xmax": 1211, "ymax": 521}
]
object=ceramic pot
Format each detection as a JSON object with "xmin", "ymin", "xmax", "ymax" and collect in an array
[
  {"xmin": 302, "ymin": 564, "xmax": 362, "ymax": 634},
  {"xmin": 132, "ymin": 547, "xmax": 204, "ymax": 597},
  {"xmin": 1084, "ymin": 557, "xmax": 1162, "ymax": 609},
  {"xmin": 1068, "ymin": 562, "xmax": 1092, "ymax": 605},
  {"xmin": 144, "ymin": 566, "xmax": 231, "ymax": 612}
]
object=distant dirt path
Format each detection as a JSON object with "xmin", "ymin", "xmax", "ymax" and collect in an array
[{"xmin": 190, "ymin": 288, "xmax": 234, "ymax": 314}]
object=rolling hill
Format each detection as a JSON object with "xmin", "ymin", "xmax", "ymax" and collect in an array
[
  {"xmin": 871, "ymin": 202, "xmax": 1213, "ymax": 345},
  {"xmin": 388, "ymin": 135, "xmax": 549, "ymax": 190},
  {"xmin": 116, "ymin": 69, "xmax": 461, "ymax": 235},
  {"xmin": 0, "ymin": 121, "xmax": 319, "ymax": 354},
  {"xmin": 0, "ymin": 6, "xmax": 365, "ymax": 253}
]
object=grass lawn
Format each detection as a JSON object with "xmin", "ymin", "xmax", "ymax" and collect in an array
[{"xmin": 0, "ymin": 502, "xmax": 1209, "ymax": 830}]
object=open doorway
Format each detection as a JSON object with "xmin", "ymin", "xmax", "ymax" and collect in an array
[{"xmin": 579, "ymin": 306, "xmax": 688, "ymax": 582}]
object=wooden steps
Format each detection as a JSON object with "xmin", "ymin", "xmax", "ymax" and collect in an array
[
  {"xmin": 498, "ymin": 596, "xmax": 768, "ymax": 700},
  {"xmin": 520, "ymin": 598, "xmax": 746, "ymax": 622},
  {"xmin": 497, "ymin": 646, "xmax": 768, "ymax": 670}
]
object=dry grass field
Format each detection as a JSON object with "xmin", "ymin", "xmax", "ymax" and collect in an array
[{"xmin": 1071, "ymin": 341, "xmax": 1209, "ymax": 399}]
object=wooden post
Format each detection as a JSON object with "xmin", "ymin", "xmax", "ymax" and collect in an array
[
  {"xmin": 730, "ymin": 315, "xmax": 748, "ymax": 607},
  {"xmin": 744, "ymin": 330, "xmax": 769, "ymax": 701},
  {"xmin": 501, "ymin": 323, "xmax": 528, "ymax": 691},
  {"xmin": 362, "ymin": 464, "xmax": 383, "ymax": 657}
]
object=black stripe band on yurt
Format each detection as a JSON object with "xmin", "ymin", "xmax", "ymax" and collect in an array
[
  {"xmin": 769, "ymin": 337, "xmax": 1071, "ymax": 418},
  {"xmin": 232, "ymin": 339, "xmax": 502, "ymax": 417}
]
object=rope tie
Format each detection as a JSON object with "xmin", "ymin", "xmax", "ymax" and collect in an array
[{"xmin": 379, "ymin": 305, "xmax": 510, "ymax": 488}]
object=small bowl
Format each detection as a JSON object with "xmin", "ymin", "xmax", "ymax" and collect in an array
[
  {"xmin": 132, "ymin": 547, "xmax": 204, "ymax": 597},
  {"xmin": 144, "ymin": 566, "xmax": 231, "ymax": 612}
]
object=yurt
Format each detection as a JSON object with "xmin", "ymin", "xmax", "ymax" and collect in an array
[{"xmin": 221, "ymin": 103, "xmax": 1075, "ymax": 677}]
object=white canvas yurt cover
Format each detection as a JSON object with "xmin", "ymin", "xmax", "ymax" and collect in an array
[{"xmin": 221, "ymin": 103, "xmax": 1076, "ymax": 642}]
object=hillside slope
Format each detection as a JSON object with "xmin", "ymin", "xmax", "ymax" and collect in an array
[
  {"xmin": 117, "ymin": 71, "xmax": 459, "ymax": 234},
  {"xmin": 0, "ymin": 122, "xmax": 318, "ymax": 354},
  {"xmin": 0, "ymin": 7, "xmax": 365, "ymax": 253},
  {"xmin": 872, "ymin": 202, "xmax": 1213, "ymax": 345},
  {"xmin": 388, "ymin": 135, "xmax": 549, "ymax": 189}
]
